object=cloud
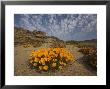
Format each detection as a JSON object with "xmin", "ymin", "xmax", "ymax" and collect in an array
[{"xmin": 15, "ymin": 14, "xmax": 97, "ymax": 41}]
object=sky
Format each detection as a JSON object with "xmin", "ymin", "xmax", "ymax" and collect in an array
[{"xmin": 14, "ymin": 14, "xmax": 97, "ymax": 41}]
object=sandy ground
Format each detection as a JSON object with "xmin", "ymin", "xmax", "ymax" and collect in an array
[{"xmin": 14, "ymin": 44, "xmax": 97, "ymax": 76}]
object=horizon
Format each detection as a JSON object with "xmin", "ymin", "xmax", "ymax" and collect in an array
[
  {"xmin": 14, "ymin": 14, "xmax": 97, "ymax": 41},
  {"xmin": 15, "ymin": 26, "xmax": 97, "ymax": 41}
]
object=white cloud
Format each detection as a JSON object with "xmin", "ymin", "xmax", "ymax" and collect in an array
[{"xmin": 16, "ymin": 14, "xmax": 97, "ymax": 41}]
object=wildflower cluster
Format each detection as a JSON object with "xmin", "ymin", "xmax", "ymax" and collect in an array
[{"xmin": 29, "ymin": 48, "xmax": 74, "ymax": 71}]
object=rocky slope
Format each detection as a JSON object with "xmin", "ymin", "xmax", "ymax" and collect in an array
[{"xmin": 14, "ymin": 27, "xmax": 66, "ymax": 48}]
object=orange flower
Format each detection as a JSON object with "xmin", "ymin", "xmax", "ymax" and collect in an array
[
  {"xmin": 34, "ymin": 58, "xmax": 39, "ymax": 62},
  {"xmin": 39, "ymin": 58, "xmax": 45, "ymax": 65},
  {"xmin": 43, "ymin": 65, "xmax": 48, "ymax": 70}
]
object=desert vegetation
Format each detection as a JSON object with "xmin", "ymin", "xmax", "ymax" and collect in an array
[{"xmin": 29, "ymin": 48, "xmax": 74, "ymax": 72}]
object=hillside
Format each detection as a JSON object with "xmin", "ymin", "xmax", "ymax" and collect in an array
[{"xmin": 14, "ymin": 27, "xmax": 65, "ymax": 48}]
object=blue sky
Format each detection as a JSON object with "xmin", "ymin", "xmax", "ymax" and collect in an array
[{"xmin": 14, "ymin": 14, "xmax": 97, "ymax": 41}]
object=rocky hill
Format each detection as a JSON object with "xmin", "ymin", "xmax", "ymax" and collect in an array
[{"xmin": 14, "ymin": 27, "xmax": 66, "ymax": 48}]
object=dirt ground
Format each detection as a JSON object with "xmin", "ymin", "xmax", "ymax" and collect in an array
[{"xmin": 14, "ymin": 44, "xmax": 97, "ymax": 76}]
